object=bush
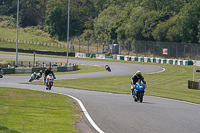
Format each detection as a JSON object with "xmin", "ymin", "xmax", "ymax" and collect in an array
[
  {"xmin": 0, "ymin": 61, "xmax": 9, "ymax": 68},
  {"xmin": 0, "ymin": 15, "xmax": 16, "ymax": 28}
]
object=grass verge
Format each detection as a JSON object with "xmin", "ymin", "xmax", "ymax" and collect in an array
[
  {"xmin": 32, "ymin": 63, "xmax": 200, "ymax": 104},
  {"xmin": 2, "ymin": 51, "xmax": 200, "ymax": 104},
  {"xmin": 0, "ymin": 42, "xmax": 67, "ymax": 52},
  {"xmin": 0, "ymin": 87, "xmax": 81, "ymax": 133},
  {"xmin": 0, "ymin": 27, "xmax": 54, "ymax": 43}
]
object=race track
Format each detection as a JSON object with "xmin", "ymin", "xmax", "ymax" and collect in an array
[{"xmin": 1, "ymin": 54, "xmax": 200, "ymax": 133}]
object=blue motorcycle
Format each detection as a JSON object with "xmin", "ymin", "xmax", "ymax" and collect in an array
[{"xmin": 132, "ymin": 80, "xmax": 146, "ymax": 102}]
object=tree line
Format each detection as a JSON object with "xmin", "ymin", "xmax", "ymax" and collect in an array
[{"xmin": 0, "ymin": 0, "xmax": 200, "ymax": 44}]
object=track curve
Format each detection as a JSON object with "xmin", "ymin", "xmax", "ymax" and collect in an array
[{"xmin": 1, "ymin": 54, "xmax": 200, "ymax": 133}]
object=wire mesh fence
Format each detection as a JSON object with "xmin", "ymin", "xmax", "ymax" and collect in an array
[{"xmin": 1, "ymin": 37, "xmax": 200, "ymax": 60}]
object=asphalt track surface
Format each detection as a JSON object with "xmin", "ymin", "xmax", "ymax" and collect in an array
[{"xmin": 1, "ymin": 54, "xmax": 200, "ymax": 133}]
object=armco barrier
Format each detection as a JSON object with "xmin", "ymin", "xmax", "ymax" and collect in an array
[
  {"xmin": 153, "ymin": 58, "xmax": 156, "ymax": 63},
  {"xmin": 86, "ymin": 53, "xmax": 96, "ymax": 58},
  {"xmin": 52, "ymin": 67, "xmax": 57, "ymax": 72},
  {"xmin": 15, "ymin": 68, "xmax": 31, "ymax": 74},
  {"xmin": 117, "ymin": 55, "xmax": 123, "ymax": 60},
  {"xmin": 96, "ymin": 54, "xmax": 105, "ymax": 59},
  {"xmin": 186, "ymin": 60, "xmax": 193, "ymax": 65},
  {"xmin": 120, "ymin": 56, "xmax": 124, "ymax": 60},
  {"xmin": 105, "ymin": 54, "xmax": 113, "ymax": 59},
  {"xmin": 75, "ymin": 52, "xmax": 194, "ymax": 66},
  {"xmin": 147, "ymin": 58, "xmax": 151, "ymax": 62},
  {"xmin": 57, "ymin": 66, "xmax": 67, "ymax": 72},
  {"xmin": 1, "ymin": 65, "xmax": 78, "ymax": 74},
  {"xmin": 67, "ymin": 66, "xmax": 73, "ymax": 71},
  {"xmin": 32, "ymin": 67, "xmax": 46, "ymax": 73},
  {"xmin": 75, "ymin": 53, "xmax": 84, "ymax": 58},
  {"xmin": 139, "ymin": 57, "xmax": 144, "ymax": 62},
  {"xmin": 73, "ymin": 65, "xmax": 78, "ymax": 70},
  {"xmin": 2, "ymin": 68, "xmax": 15, "ymax": 74},
  {"xmin": 0, "ymin": 47, "xmax": 75, "ymax": 57}
]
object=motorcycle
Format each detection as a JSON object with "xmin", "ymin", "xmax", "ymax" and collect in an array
[
  {"xmin": 105, "ymin": 65, "xmax": 111, "ymax": 72},
  {"xmin": 36, "ymin": 70, "xmax": 43, "ymax": 80},
  {"xmin": 132, "ymin": 80, "xmax": 146, "ymax": 102},
  {"xmin": 0, "ymin": 70, "xmax": 3, "ymax": 78},
  {"xmin": 29, "ymin": 73, "xmax": 36, "ymax": 82},
  {"xmin": 46, "ymin": 74, "xmax": 54, "ymax": 90}
]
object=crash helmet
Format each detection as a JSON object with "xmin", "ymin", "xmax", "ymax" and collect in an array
[
  {"xmin": 34, "ymin": 72, "xmax": 36, "ymax": 74},
  {"xmin": 48, "ymin": 67, "xmax": 52, "ymax": 70},
  {"xmin": 39, "ymin": 70, "xmax": 42, "ymax": 73},
  {"xmin": 136, "ymin": 70, "xmax": 142, "ymax": 78}
]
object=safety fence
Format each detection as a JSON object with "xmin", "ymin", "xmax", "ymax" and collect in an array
[
  {"xmin": 1, "ymin": 60, "xmax": 78, "ymax": 74},
  {"xmin": 1, "ymin": 37, "xmax": 200, "ymax": 60},
  {"xmin": 75, "ymin": 52, "xmax": 194, "ymax": 66},
  {"xmin": 2, "ymin": 65, "xmax": 78, "ymax": 74},
  {"xmin": 0, "ymin": 37, "xmax": 67, "ymax": 48}
]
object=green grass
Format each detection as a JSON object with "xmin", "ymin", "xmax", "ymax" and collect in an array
[
  {"xmin": 0, "ymin": 124, "xmax": 20, "ymax": 133},
  {"xmin": 0, "ymin": 87, "xmax": 81, "ymax": 133},
  {"xmin": 0, "ymin": 42, "xmax": 67, "ymax": 52},
  {"xmin": 0, "ymin": 27, "xmax": 54, "ymax": 43},
  {"xmin": 2, "ymin": 51, "xmax": 200, "ymax": 104},
  {"xmin": 32, "ymin": 63, "xmax": 200, "ymax": 104}
]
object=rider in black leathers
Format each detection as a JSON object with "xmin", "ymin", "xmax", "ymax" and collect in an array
[
  {"xmin": 0, "ymin": 67, "xmax": 3, "ymax": 78},
  {"xmin": 44, "ymin": 67, "xmax": 56, "ymax": 84},
  {"xmin": 131, "ymin": 70, "xmax": 146, "ymax": 95}
]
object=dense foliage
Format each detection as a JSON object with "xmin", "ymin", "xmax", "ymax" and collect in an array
[{"xmin": 0, "ymin": 0, "xmax": 200, "ymax": 43}]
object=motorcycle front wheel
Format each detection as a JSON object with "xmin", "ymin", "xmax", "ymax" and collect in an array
[
  {"xmin": 49, "ymin": 84, "xmax": 52, "ymax": 90},
  {"xmin": 138, "ymin": 92, "xmax": 144, "ymax": 102}
]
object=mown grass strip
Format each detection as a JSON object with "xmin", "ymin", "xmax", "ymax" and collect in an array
[
  {"xmin": 32, "ymin": 63, "xmax": 200, "ymax": 104},
  {"xmin": 0, "ymin": 87, "xmax": 81, "ymax": 133}
]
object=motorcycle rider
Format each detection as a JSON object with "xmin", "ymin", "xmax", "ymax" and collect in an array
[
  {"xmin": 29, "ymin": 72, "xmax": 36, "ymax": 82},
  {"xmin": 131, "ymin": 71, "xmax": 146, "ymax": 98},
  {"xmin": 44, "ymin": 67, "xmax": 56, "ymax": 84},
  {"xmin": 105, "ymin": 65, "xmax": 111, "ymax": 72},
  {"xmin": 36, "ymin": 70, "xmax": 43, "ymax": 80},
  {"xmin": 0, "ymin": 67, "xmax": 3, "ymax": 78}
]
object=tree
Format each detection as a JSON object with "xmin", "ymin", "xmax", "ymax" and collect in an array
[
  {"xmin": 20, "ymin": 0, "xmax": 47, "ymax": 27},
  {"xmin": 46, "ymin": 6, "xmax": 67, "ymax": 40}
]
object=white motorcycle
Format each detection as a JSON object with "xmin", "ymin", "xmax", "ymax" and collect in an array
[
  {"xmin": 29, "ymin": 72, "xmax": 36, "ymax": 82},
  {"xmin": 0, "ymin": 69, "xmax": 3, "ymax": 78},
  {"xmin": 36, "ymin": 70, "xmax": 43, "ymax": 80},
  {"xmin": 45, "ymin": 74, "xmax": 54, "ymax": 90}
]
